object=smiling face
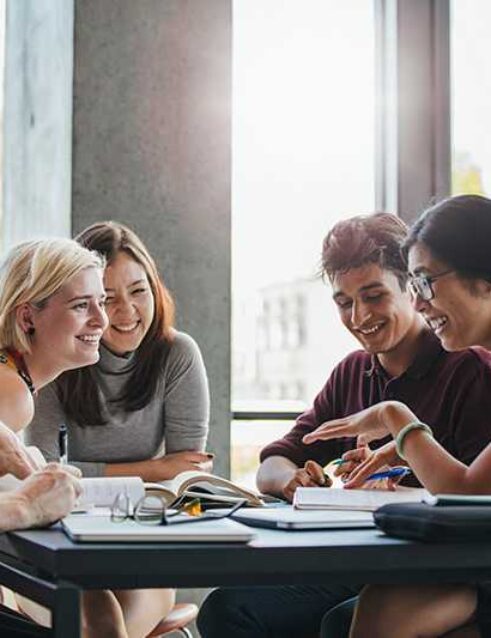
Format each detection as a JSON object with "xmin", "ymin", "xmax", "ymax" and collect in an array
[
  {"xmin": 408, "ymin": 242, "xmax": 491, "ymax": 350},
  {"xmin": 332, "ymin": 263, "xmax": 421, "ymax": 357},
  {"xmin": 102, "ymin": 251, "xmax": 155, "ymax": 355},
  {"xmin": 28, "ymin": 266, "xmax": 108, "ymax": 371}
]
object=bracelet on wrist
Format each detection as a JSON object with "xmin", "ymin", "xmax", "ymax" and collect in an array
[{"xmin": 395, "ymin": 421, "xmax": 433, "ymax": 461}]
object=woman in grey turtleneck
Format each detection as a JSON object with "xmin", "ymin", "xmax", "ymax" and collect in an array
[{"xmin": 27, "ymin": 221, "xmax": 210, "ymax": 638}]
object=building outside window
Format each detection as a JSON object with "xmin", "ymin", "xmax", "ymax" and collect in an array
[
  {"xmin": 231, "ymin": 0, "xmax": 375, "ymax": 487},
  {"xmin": 451, "ymin": 0, "xmax": 491, "ymax": 196}
]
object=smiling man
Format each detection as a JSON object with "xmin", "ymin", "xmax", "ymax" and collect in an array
[{"xmin": 197, "ymin": 213, "xmax": 491, "ymax": 638}]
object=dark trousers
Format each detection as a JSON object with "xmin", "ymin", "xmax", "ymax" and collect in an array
[
  {"xmin": 197, "ymin": 584, "xmax": 361, "ymax": 638},
  {"xmin": 320, "ymin": 596, "xmax": 357, "ymax": 638},
  {"xmin": 0, "ymin": 605, "xmax": 51, "ymax": 637}
]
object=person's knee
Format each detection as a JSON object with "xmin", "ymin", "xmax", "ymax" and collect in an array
[
  {"xmin": 198, "ymin": 588, "xmax": 245, "ymax": 637},
  {"xmin": 320, "ymin": 596, "xmax": 357, "ymax": 638},
  {"xmin": 352, "ymin": 585, "xmax": 405, "ymax": 636}
]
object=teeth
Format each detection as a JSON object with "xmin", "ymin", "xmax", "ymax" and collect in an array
[
  {"xmin": 358, "ymin": 323, "xmax": 384, "ymax": 335},
  {"xmin": 77, "ymin": 335, "xmax": 100, "ymax": 343},
  {"xmin": 113, "ymin": 322, "xmax": 138, "ymax": 333},
  {"xmin": 428, "ymin": 317, "xmax": 447, "ymax": 331}
]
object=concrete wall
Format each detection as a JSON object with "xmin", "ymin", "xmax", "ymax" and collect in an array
[
  {"xmin": 2, "ymin": 0, "xmax": 73, "ymax": 250},
  {"xmin": 71, "ymin": 0, "xmax": 232, "ymax": 478}
]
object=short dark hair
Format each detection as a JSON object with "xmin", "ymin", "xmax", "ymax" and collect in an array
[
  {"xmin": 403, "ymin": 195, "xmax": 491, "ymax": 283},
  {"xmin": 321, "ymin": 212, "xmax": 409, "ymax": 288}
]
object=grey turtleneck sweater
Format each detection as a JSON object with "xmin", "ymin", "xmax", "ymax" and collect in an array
[{"xmin": 26, "ymin": 331, "xmax": 210, "ymax": 476}]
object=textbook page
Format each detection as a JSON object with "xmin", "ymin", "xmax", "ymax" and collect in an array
[
  {"xmin": 159, "ymin": 470, "xmax": 264, "ymax": 506},
  {"xmin": 293, "ymin": 487, "xmax": 429, "ymax": 512},
  {"xmin": 79, "ymin": 477, "xmax": 145, "ymax": 508}
]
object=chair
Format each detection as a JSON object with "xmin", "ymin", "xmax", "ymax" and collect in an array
[{"xmin": 146, "ymin": 602, "xmax": 198, "ymax": 638}]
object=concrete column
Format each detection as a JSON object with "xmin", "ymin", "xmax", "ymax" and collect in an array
[
  {"xmin": 2, "ymin": 0, "xmax": 73, "ymax": 251},
  {"xmin": 71, "ymin": 0, "xmax": 232, "ymax": 477}
]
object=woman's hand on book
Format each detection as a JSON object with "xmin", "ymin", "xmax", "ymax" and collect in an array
[{"xmin": 148, "ymin": 451, "xmax": 214, "ymax": 481}]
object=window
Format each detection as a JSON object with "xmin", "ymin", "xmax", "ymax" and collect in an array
[
  {"xmin": 232, "ymin": 0, "xmax": 375, "ymax": 486},
  {"xmin": 0, "ymin": 0, "xmax": 5, "ymax": 251},
  {"xmin": 451, "ymin": 0, "xmax": 491, "ymax": 196}
]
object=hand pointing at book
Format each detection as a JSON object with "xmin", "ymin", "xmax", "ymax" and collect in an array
[{"xmin": 302, "ymin": 402, "xmax": 411, "ymax": 447}]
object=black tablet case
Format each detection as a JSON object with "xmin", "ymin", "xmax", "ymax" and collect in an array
[{"xmin": 374, "ymin": 502, "xmax": 491, "ymax": 542}]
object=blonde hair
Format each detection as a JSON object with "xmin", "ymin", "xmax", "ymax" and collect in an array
[{"xmin": 0, "ymin": 238, "xmax": 104, "ymax": 353}]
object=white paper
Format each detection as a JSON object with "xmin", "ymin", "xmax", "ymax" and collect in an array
[
  {"xmin": 293, "ymin": 487, "xmax": 428, "ymax": 511},
  {"xmin": 78, "ymin": 477, "xmax": 145, "ymax": 508}
]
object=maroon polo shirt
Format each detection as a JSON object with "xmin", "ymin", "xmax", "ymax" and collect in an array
[{"xmin": 260, "ymin": 329, "xmax": 491, "ymax": 484}]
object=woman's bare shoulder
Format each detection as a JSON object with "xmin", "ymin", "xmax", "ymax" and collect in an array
[{"xmin": 0, "ymin": 367, "xmax": 34, "ymax": 431}]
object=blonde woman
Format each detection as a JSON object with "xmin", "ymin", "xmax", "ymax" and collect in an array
[{"xmin": 0, "ymin": 238, "xmax": 134, "ymax": 638}]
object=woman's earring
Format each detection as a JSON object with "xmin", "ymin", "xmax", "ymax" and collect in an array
[{"xmin": 27, "ymin": 327, "xmax": 35, "ymax": 336}]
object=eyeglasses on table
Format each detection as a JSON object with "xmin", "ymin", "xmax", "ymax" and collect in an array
[{"xmin": 110, "ymin": 492, "xmax": 247, "ymax": 526}]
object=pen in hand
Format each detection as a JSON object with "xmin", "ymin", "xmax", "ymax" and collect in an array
[
  {"xmin": 58, "ymin": 423, "xmax": 68, "ymax": 466},
  {"xmin": 363, "ymin": 467, "xmax": 412, "ymax": 483}
]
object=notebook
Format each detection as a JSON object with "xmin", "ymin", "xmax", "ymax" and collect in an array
[
  {"xmin": 293, "ymin": 487, "xmax": 428, "ymax": 512},
  {"xmin": 62, "ymin": 513, "xmax": 255, "ymax": 543},
  {"xmin": 232, "ymin": 507, "xmax": 375, "ymax": 530}
]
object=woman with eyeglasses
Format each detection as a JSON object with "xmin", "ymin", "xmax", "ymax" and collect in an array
[{"xmin": 304, "ymin": 195, "xmax": 491, "ymax": 637}]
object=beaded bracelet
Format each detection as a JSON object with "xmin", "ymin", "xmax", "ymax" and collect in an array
[{"xmin": 395, "ymin": 421, "xmax": 433, "ymax": 461}]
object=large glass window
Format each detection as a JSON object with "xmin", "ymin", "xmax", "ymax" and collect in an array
[
  {"xmin": 0, "ymin": 0, "xmax": 5, "ymax": 251},
  {"xmin": 232, "ymin": 1, "xmax": 376, "ymax": 486},
  {"xmin": 451, "ymin": 0, "xmax": 491, "ymax": 196}
]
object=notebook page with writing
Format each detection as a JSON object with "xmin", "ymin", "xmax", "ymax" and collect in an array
[{"xmin": 293, "ymin": 487, "xmax": 429, "ymax": 512}]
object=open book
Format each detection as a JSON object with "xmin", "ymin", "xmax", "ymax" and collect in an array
[
  {"xmin": 78, "ymin": 471, "xmax": 264, "ymax": 509},
  {"xmin": 152, "ymin": 470, "xmax": 265, "ymax": 507},
  {"xmin": 293, "ymin": 487, "xmax": 429, "ymax": 512},
  {"xmin": 0, "ymin": 447, "xmax": 264, "ymax": 509}
]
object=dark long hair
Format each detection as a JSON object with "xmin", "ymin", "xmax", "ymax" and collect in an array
[
  {"xmin": 56, "ymin": 222, "xmax": 175, "ymax": 426},
  {"xmin": 403, "ymin": 195, "xmax": 491, "ymax": 283}
]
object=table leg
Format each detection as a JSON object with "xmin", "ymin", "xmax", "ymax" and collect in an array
[{"xmin": 52, "ymin": 584, "xmax": 80, "ymax": 638}]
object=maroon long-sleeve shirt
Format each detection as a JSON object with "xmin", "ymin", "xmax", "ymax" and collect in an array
[{"xmin": 261, "ymin": 330, "xmax": 491, "ymax": 483}]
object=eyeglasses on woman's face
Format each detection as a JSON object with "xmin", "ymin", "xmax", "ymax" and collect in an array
[{"xmin": 408, "ymin": 270, "xmax": 454, "ymax": 302}]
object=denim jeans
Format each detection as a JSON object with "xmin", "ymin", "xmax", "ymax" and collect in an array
[{"xmin": 197, "ymin": 584, "xmax": 361, "ymax": 638}]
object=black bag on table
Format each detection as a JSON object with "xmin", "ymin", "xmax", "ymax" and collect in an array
[{"xmin": 374, "ymin": 502, "xmax": 491, "ymax": 542}]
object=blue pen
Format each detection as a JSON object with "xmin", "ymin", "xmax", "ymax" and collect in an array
[{"xmin": 364, "ymin": 467, "xmax": 412, "ymax": 482}]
